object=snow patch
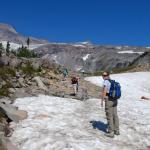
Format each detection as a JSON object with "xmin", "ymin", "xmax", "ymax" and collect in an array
[
  {"xmin": 51, "ymin": 54, "xmax": 59, "ymax": 63},
  {"xmin": 73, "ymin": 44, "xmax": 86, "ymax": 48},
  {"xmin": 118, "ymin": 50, "xmax": 144, "ymax": 54},
  {"xmin": 75, "ymin": 65, "xmax": 83, "ymax": 71},
  {"xmin": 83, "ymin": 54, "xmax": 90, "ymax": 61},
  {"xmin": 116, "ymin": 46, "xmax": 122, "ymax": 50}
]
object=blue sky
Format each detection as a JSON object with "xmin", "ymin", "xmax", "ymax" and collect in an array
[{"xmin": 1, "ymin": 0, "xmax": 150, "ymax": 46}]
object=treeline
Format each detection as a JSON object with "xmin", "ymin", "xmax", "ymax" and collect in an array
[
  {"xmin": 0, "ymin": 38, "xmax": 37, "ymax": 58},
  {"xmin": 12, "ymin": 46, "xmax": 37, "ymax": 58}
]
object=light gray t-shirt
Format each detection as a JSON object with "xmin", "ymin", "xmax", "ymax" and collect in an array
[{"xmin": 103, "ymin": 80, "xmax": 111, "ymax": 93}]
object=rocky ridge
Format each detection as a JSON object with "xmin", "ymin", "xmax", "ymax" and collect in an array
[
  {"xmin": 34, "ymin": 43, "xmax": 150, "ymax": 73},
  {"xmin": 0, "ymin": 23, "xmax": 48, "ymax": 45}
]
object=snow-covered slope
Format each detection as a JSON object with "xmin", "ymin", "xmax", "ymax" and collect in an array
[
  {"xmin": 1, "ymin": 41, "xmax": 45, "ymax": 50},
  {"xmin": 10, "ymin": 72, "xmax": 150, "ymax": 150},
  {"xmin": 85, "ymin": 72, "xmax": 150, "ymax": 99},
  {"xmin": 117, "ymin": 50, "xmax": 144, "ymax": 54}
]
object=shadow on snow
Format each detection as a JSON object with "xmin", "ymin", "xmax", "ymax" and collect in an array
[{"xmin": 90, "ymin": 120, "xmax": 107, "ymax": 133}]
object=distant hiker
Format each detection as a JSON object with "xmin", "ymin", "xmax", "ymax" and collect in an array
[
  {"xmin": 62, "ymin": 67, "xmax": 68, "ymax": 80},
  {"xmin": 101, "ymin": 71, "xmax": 120, "ymax": 138},
  {"xmin": 71, "ymin": 75, "xmax": 79, "ymax": 96},
  {"xmin": 141, "ymin": 96, "xmax": 150, "ymax": 100}
]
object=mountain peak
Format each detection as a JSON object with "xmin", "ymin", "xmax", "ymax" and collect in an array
[
  {"xmin": 0, "ymin": 23, "xmax": 17, "ymax": 34},
  {"xmin": 0, "ymin": 23, "xmax": 49, "ymax": 44}
]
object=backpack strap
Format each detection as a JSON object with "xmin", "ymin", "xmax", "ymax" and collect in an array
[{"xmin": 106, "ymin": 79, "xmax": 114, "ymax": 83}]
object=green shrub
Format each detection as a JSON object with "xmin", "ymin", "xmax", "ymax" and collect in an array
[
  {"xmin": 21, "ymin": 62, "xmax": 36, "ymax": 75},
  {"xmin": 0, "ymin": 67, "xmax": 16, "ymax": 80},
  {"xmin": 0, "ymin": 82, "xmax": 12, "ymax": 96},
  {"xmin": 17, "ymin": 46, "xmax": 37, "ymax": 58}
]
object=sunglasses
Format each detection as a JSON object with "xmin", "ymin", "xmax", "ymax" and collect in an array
[{"xmin": 102, "ymin": 74, "xmax": 108, "ymax": 77}]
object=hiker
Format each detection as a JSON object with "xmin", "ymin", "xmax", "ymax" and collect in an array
[
  {"xmin": 141, "ymin": 96, "xmax": 150, "ymax": 100},
  {"xmin": 62, "ymin": 67, "xmax": 68, "ymax": 80},
  {"xmin": 101, "ymin": 71, "xmax": 120, "ymax": 138},
  {"xmin": 71, "ymin": 75, "xmax": 79, "ymax": 96}
]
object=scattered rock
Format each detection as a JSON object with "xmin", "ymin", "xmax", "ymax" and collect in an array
[
  {"xmin": 8, "ymin": 88, "xmax": 16, "ymax": 94},
  {"xmin": 77, "ymin": 88, "xmax": 88, "ymax": 101},
  {"xmin": 18, "ymin": 77, "xmax": 26, "ymax": 87},
  {"xmin": 40, "ymin": 77, "xmax": 51, "ymax": 85},
  {"xmin": 1, "ymin": 81, "xmax": 6, "ymax": 86},
  {"xmin": 11, "ymin": 82, "xmax": 21, "ymax": 88},
  {"xmin": 32, "ymin": 76, "xmax": 48, "ymax": 91},
  {"xmin": 0, "ymin": 54, "xmax": 10, "ymax": 66},
  {"xmin": 13, "ymin": 88, "xmax": 26, "ymax": 98}
]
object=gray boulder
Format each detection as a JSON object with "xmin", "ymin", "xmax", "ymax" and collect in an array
[
  {"xmin": 32, "ymin": 76, "xmax": 48, "ymax": 91},
  {"xmin": 18, "ymin": 77, "xmax": 26, "ymax": 87},
  {"xmin": 0, "ymin": 103, "xmax": 28, "ymax": 123},
  {"xmin": 0, "ymin": 54, "xmax": 10, "ymax": 66}
]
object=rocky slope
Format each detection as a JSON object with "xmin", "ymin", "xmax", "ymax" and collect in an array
[
  {"xmin": 34, "ymin": 43, "xmax": 150, "ymax": 72},
  {"xmin": 0, "ymin": 52, "xmax": 100, "ymax": 101}
]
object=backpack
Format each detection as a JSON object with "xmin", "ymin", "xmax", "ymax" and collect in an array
[{"xmin": 108, "ymin": 79, "xmax": 121, "ymax": 100}]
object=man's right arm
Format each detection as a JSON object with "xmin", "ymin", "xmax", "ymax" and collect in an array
[{"xmin": 101, "ymin": 86, "xmax": 107, "ymax": 107}]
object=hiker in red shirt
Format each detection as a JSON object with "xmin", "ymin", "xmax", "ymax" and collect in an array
[{"xmin": 71, "ymin": 75, "xmax": 79, "ymax": 96}]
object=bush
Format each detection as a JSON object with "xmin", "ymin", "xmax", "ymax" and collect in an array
[
  {"xmin": 21, "ymin": 62, "xmax": 36, "ymax": 75},
  {"xmin": 0, "ymin": 67, "xmax": 16, "ymax": 80},
  {"xmin": 17, "ymin": 46, "xmax": 37, "ymax": 58},
  {"xmin": 0, "ymin": 82, "xmax": 12, "ymax": 96}
]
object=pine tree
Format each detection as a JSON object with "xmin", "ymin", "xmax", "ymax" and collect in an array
[
  {"xmin": 6, "ymin": 41, "xmax": 10, "ymax": 55},
  {"xmin": 27, "ymin": 37, "xmax": 30, "ymax": 49},
  {"xmin": 0, "ymin": 43, "xmax": 4, "ymax": 50},
  {"xmin": 0, "ymin": 43, "xmax": 3, "ymax": 56},
  {"xmin": 0, "ymin": 43, "xmax": 5, "ymax": 56}
]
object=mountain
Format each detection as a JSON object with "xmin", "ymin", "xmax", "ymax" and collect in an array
[
  {"xmin": 0, "ymin": 23, "xmax": 150, "ymax": 72},
  {"xmin": 0, "ymin": 23, "xmax": 49, "ymax": 44},
  {"xmin": 34, "ymin": 43, "xmax": 150, "ymax": 72}
]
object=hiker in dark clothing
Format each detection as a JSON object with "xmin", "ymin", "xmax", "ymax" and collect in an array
[
  {"xmin": 141, "ymin": 96, "xmax": 150, "ymax": 100},
  {"xmin": 71, "ymin": 75, "xmax": 79, "ymax": 96},
  {"xmin": 101, "ymin": 71, "xmax": 120, "ymax": 138}
]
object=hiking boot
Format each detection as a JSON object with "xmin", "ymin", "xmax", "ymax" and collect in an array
[
  {"xmin": 114, "ymin": 130, "xmax": 120, "ymax": 135},
  {"xmin": 104, "ymin": 132, "xmax": 114, "ymax": 138}
]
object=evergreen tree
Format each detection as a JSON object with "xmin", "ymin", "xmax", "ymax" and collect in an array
[
  {"xmin": 6, "ymin": 41, "xmax": 10, "ymax": 55},
  {"xmin": 27, "ymin": 37, "xmax": 30, "ymax": 49},
  {"xmin": 0, "ymin": 43, "xmax": 4, "ymax": 50},
  {"xmin": 0, "ymin": 43, "xmax": 4, "ymax": 56}
]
